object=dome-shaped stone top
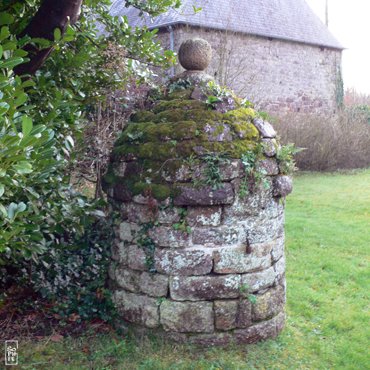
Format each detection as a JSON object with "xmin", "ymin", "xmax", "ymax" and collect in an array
[
  {"xmin": 179, "ymin": 38, "xmax": 212, "ymax": 71},
  {"xmin": 103, "ymin": 76, "xmax": 289, "ymax": 203}
]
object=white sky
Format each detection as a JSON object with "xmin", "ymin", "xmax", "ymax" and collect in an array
[{"xmin": 305, "ymin": 0, "xmax": 370, "ymax": 94}]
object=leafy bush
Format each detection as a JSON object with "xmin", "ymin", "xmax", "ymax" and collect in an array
[
  {"xmin": 276, "ymin": 143, "xmax": 304, "ymax": 175},
  {"xmin": 0, "ymin": 0, "xmax": 182, "ymax": 321},
  {"xmin": 0, "ymin": 0, "xmax": 179, "ymax": 260},
  {"xmin": 0, "ymin": 27, "xmax": 63, "ymax": 262},
  {"xmin": 31, "ymin": 215, "xmax": 115, "ymax": 322}
]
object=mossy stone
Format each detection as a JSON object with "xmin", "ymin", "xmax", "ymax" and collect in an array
[
  {"xmin": 131, "ymin": 182, "xmax": 172, "ymax": 201},
  {"xmin": 165, "ymin": 89, "xmax": 193, "ymax": 100},
  {"xmin": 105, "ymin": 85, "xmax": 265, "ymax": 201},
  {"xmin": 224, "ymin": 107, "xmax": 256, "ymax": 121},
  {"xmin": 131, "ymin": 110, "xmax": 156, "ymax": 123},
  {"xmin": 153, "ymin": 99, "xmax": 207, "ymax": 113}
]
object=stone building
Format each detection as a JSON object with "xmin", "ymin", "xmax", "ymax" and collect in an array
[
  {"xmin": 104, "ymin": 39, "xmax": 293, "ymax": 345},
  {"xmin": 109, "ymin": 0, "xmax": 343, "ymax": 114}
]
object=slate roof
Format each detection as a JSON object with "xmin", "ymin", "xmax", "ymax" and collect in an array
[{"xmin": 109, "ymin": 0, "xmax": 343, "ymax": 49}]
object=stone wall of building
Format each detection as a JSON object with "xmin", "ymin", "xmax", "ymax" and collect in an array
[{"xmin": 157, "ymin": 26, "xmax": 342, "ymax": 114}]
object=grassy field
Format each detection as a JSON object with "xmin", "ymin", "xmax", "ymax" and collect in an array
[{"xmin": 16, "ymin": 170, "xmax": 370, "ymax": 369}]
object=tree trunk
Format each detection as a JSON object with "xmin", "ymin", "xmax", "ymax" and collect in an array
[{"xmin": 14, "ymin": 0, "xmax": 83, "ymax": 76}]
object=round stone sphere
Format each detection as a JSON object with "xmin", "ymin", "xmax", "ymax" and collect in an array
[{"xmin": 178, "ymin": 38, "xmax": 212, "ymax": 71}]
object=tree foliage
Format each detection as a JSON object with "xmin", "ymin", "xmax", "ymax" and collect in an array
[{"xmin": 0, "ymin": 0, "xmax": 180, "ymax": 317}]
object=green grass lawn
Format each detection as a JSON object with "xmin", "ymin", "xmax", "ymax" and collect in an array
[{"xmin": 17, "ymin": 170, "xmax": 370, "ymax": 369}]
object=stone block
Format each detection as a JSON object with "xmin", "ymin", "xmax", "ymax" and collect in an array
[
  {"xmin": 214, "ymin": 299, "xmax": 252, "ymax": 330},
  {"xmin": 236, "ymin": 298, "xmax": 252, "ymax": 328},
  {"xmin": 203, "ymin": 122, "xmax": 233, "ymax": 142},
  {"xmin": 155, "ymin": 249, "xmax": 212, "ymax": 275},
  {"xmin": 170, "ymin": 275, "xmax": 241, "ymax": 301},
  {"xmin": 240, "ymin": 213, "xmax": 285, "ymax": 244},
  {"xmin": 160, "ymin": 300, "xmax": 214, "ymax": 333},
  {"xmin": 148, "ymin": 226, "xmax": 190, "ymax": 248},
  {"xmin": 111, "ymin": 241, "xmax": 128, "ymax": 264},
  {"xmin": 274, "ymin": 255, "xmax": 286, "ymax": 280},
  {"xmin": 166, "ymin": 159, "xmax": 242, "ymax": 185},
  {"xmin": 260, "ymin": 198, "xmax": 284, "ymax": 219},
  {"xmin": 122, "ymin": 203, "xmax": 157, "ymax": 224},
  {"xmin": 213, "ymin": 246, "xmax": 271, "ymax": 274},
  {"xmin": 119, "ymin": 222, "xmax": 140, "ymax": 242},
  {"xmin": 261, "ymin": 138, "xmax": 278, "ymax": 157},
  {"xmin": 161, "ymin": 161, "xmax": 193, "ymax": 182},
  {"xmin": 157, "ymin": 207, "xmax": 181, "ymax": 224},
  {"xmin": 271, "ymin": 236, "xmax": 285, "ymax": 262},
  {"xmin": 234, "ymin": 313, "xmax": 283, "ymax": 344},
  {"xmin": 241, "ymin": 266, "xmax": 276, "ymax": 292},
  {"xmin": 113, "ymin": 290, "xmax": 159, "ymax": 328},
  {"xmin": 192, "ymin": 225, "xmax": 242, "ymax": 246},
  {"xmin": 186, "ymin": 206, "xmax": 222, "ymax": 227},
  {"xmin": 133, "ymin": 194, "xmax": 157, "ymax": 205},
  {"xmin": 253, "ymin": 118, "xmax": 277, "ymax": 138},
  {"xmin": 139, "ymin": 271, "xmax": 168, "ymax": 297},
  {"xmin": 216, "ymin": 160, "xmax": 243, "ymax": 180},
  {"xmin": 256, "ymin": 158, "xmax": 279, "ymax": 176},
  {"xmin": 173, "ymin": 184, "xmax": 234, "ymax": 206},
  {"xmin": 248, "ymin": 239, "xmax": 275, "ymax": 258},
  {"xmin": 223, "ymin": 181, "xmax": 272, "ymax": 220},
  {"xmin": 273, "ymin": 175, "xmax": 293, "ymax": 197},
  {"xmin": 275, "ymin": 311, "xmax": 286, "ymax": 334},
  {"xmin": 214, "ymin": 300, "xmax": 237, "ymax": 330},
  {"xmin": 252, "ymin": 285, "xmax": 285, "ymax": 321},
  {"xmin": 115, "ymin": 267, "xmax": 141, "ymax": 292},
  {"xmin": 127, "ymin": 244, "xmax": 148, "ymax": 271}
]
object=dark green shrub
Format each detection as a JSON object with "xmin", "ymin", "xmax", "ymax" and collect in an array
[
  {"xmin": 31, "ymin": 214, "xmax": 116, "ymax": 322},
  {"xmin": 0, "ymin": 0, "xmax": 181, "ymax": 321}
]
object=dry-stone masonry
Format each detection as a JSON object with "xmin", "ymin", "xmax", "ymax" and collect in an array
[{"xmin": 104, "ymin": 39, "xmax": 293, "ymax": 346}]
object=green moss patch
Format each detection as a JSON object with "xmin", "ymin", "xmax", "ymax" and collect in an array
[
  {"xmin": 153, "ymin": 99, "xmax": 207, "ymax": 114},
  {"xmin": 131, "ymin": 182, "xmax": 172, "ymax": 201},
  {"xmin": 165, "ymin": 89, "xmax": 193, "ymax": 100},
  {"xmin": 224, "ymin": 107, "xmax": 257, "ymax": 121},
  {"xmin": 113, "ymin": 138, "xmax": 257, "ymax": 162},
  {"xmin": 106, "ymin": 86, "xmax": 265, "ymax": 201},
  {"xmin": 130, "ymin": 111, "xmax": 156, "ymax": 123},
  {"xmin": 230, "ymin": 121, "xmax": 259, "ymax": 139},
  {"xmin": 117, "ymin": 120, "xmax": 207, "ymax": 145}
]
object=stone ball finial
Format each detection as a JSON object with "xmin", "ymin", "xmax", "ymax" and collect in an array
[{"xmin": 178, "ymin": 38, "xmax": 212, "ymax": 71}]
